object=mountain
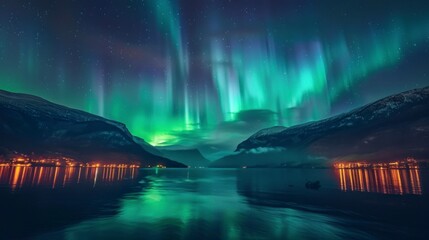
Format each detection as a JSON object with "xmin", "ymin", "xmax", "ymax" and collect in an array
[
  {"xmin": 160, "ymin": 149, "xmax": 210, "ymax": 167},
  {"xmin": 0, "ymin": 89, "xmax": 185, "ymax": 167},
  {"xmin": 212, "ymin": 86, "xmax": 429, "ymax": 167}
]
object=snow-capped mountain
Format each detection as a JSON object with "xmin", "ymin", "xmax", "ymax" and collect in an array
[
  {"xmin": 0, "ymin": 89, "xmax": 185, "ymax": 167},
  {"xmin": 213, "ymin": 86, "xmax": 429, "ymax": 167}
]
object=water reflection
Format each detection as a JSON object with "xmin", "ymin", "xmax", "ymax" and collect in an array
[
  {"xmin": 36, "ymin": 169, "xmax": 375, "ymax": 240},
  {"xmin": 1, "ymin": 168, "xmax": 429, "ymax": 239},
  {"xmin": 0, "ymin": 166, "xmax": 138, "ymax": 190},
  {"xmin": 335, "ymin": 168, "xmax": 422, "ymax": 195},
  {"xmin": 0, "ymin": 166, "xmax": 142, "ymax": 239}
]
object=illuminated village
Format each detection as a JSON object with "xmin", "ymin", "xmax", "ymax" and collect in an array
[
  {"xmin": 333, "ymin": 157, "xmax": 423, "ymax": 169},
  {"xmin": 0, "ymin": 154, "xmax": 145, "ymax": 168}
]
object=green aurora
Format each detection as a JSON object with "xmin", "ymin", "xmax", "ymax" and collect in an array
[{"xmin": 0, "ymin": 1, "xmax": 428, "ymax": 155}]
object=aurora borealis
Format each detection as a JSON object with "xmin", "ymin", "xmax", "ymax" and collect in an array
[{"xmin": 1, "ymin": 1, "xmax": 429, "ymax": 158}]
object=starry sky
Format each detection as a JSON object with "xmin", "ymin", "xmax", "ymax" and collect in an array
[{"xmin": 1, "ymin": 0, "xmax": 429, "ymax": 158}]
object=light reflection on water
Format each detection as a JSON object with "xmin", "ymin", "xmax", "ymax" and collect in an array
[
  {"xmin": 37, "ymin": 169, "xmax": 373, "ymax": 240},
  {"xmin": 335, "ymin": 168, "xmax": 422, "ymax": 195},
  {"xmin": 0, "ymin": 166, "xmax": 138, "ymax": 190},
  {"xmin": 1, "ymin": 168, "xmax": 428, "ymax": 239}
]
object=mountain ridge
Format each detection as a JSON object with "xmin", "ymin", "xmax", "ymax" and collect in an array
[
  {"xmin": 0, "ymin": 89, "xmax": 185, "ymax": 167},
  {"xmin": 212, "ymin": 86, "xmax": 429, "ymax": 167}
]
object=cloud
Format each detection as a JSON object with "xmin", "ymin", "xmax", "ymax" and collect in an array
[{"xmin": 247, "ymin": 147, "xmax": 286, "ymax": 154}]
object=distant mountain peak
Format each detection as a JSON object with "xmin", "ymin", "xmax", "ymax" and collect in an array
[{"xmin": 160, "ymin": 148, "xmax": 210, "ymax": 167}]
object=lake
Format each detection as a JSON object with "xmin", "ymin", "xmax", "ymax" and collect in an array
[{"xmin": 0, "ymin": 166, "xmax": 428, "ymax": 239}]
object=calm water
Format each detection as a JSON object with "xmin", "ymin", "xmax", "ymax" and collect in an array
[{"xmin": 0, "ymin": 166, "xmax": 428, "ymax": 239}]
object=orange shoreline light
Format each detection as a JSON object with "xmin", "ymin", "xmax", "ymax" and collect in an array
[
  {"xmin": 0, "ymin": 162, "xmax": 141, "ymax": 168},
  {"xmin": 333, "ymin": 157, "xmax": 420, "ymax": 169},
  {"xmin": 0, "ymin": 156, "xmax": 141, "ymax": 169}
]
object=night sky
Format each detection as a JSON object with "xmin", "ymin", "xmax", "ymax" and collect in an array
[{"xmin": 1, "ymin": 0, "xmax": 429, "ymax": 158}]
